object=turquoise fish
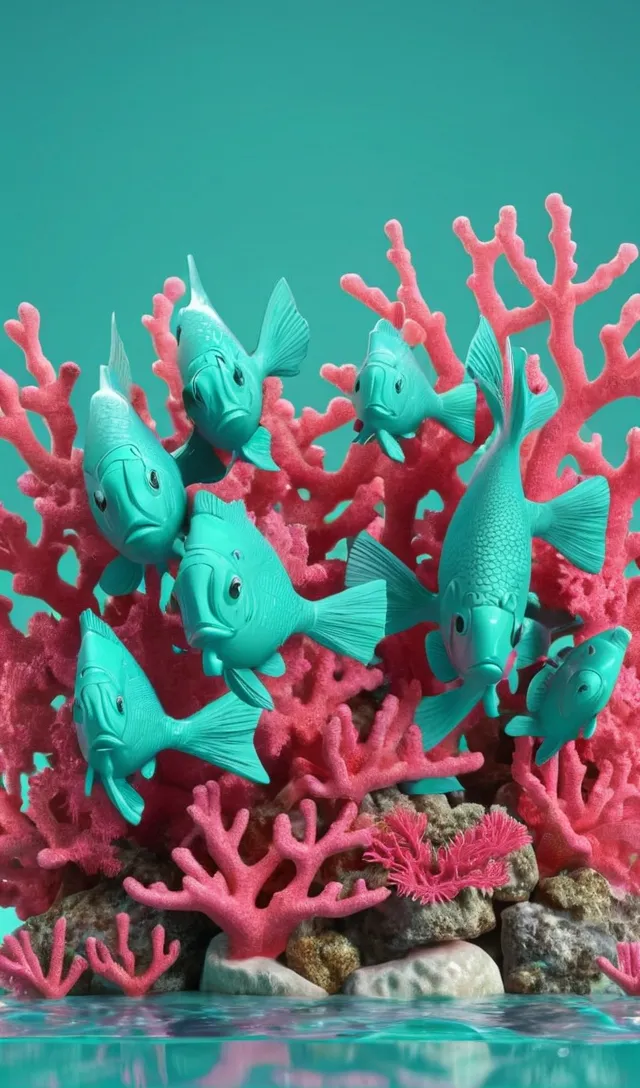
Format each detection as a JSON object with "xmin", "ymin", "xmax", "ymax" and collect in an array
[
  {"xmin": 73, "ymin": 609, "xmax": 268, "ymax": 825},
  {"xmin": 346, "ymin": 317, "xmax": 610, "ymax": 748},
  {"xmin": 352, "ymin": 319, "xmax": 477, "ymax": 461},
  {"xmin": 84, "ymin": 315, "xmax": 225, "ymax": 596},
  {"xmin": 172, "ymin": 490, "xmax": 388, "ymax": 710},
  {"xmin": 400, "ymin": 735, "xmax": 471, "ymax": 796},
  {"xmin": 505, "ymin": 626, "xmax": 631, "ymax": 764},
  {"xmin": 175, "ymin": 256, "xmax": 310, "ymax": 472}
]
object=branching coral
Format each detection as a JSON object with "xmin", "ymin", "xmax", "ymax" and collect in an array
[
  {"xmin": 124, "ymin": 781, "xmax": 390, "ymax": 960},
  {"xmin": 364, "ymin": 807, "xmax": 531, "ymax": 905},
  {"xmin": 596, "ymin": 942, "xmax": 640, "ymax": 995},
  {"xmin": 86, "ymin": 912, "xmax": 180, "ymax": 997},
  {"xmin": 0, "ymin": 917, "xmax": 86, "ymax": 998}
]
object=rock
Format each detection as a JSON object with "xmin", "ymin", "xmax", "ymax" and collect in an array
[
  {"xmin": 501, "ymin": 901, "xmax": 620, "ymax": 995},
  {"xmin": 201, "ymin": 934, "xmax": 328, "ymax": 997},
  {"xmin": 24, "ymin": 846, "xmax": 216, "ymax": 995},
  {"xmin": 360, "ymin": 787, "xmax": 414, "ymax": 821},
  {"xmin": 286, "ymin": 931, "xmax": 360, "ymax": 994},
  {"xmin": 342, "ymin": 941, "xmax": 504, "ymax": 999},
  {"xmin": 610, "ymin": 894, "xmax": 640, "ymax": 942},
  {"xmin": 536, "ymin": 868, "xmax": 612, "ymax": 925},
  {"xmin": 492, "ymin": 814, "xmax": 539, "ymax": 903},
  {"xmin": 411, "ymin": 795, "xmax": 486, "ymax": 846},
  {"xmin": 344, "ymin": 887, "xmax": 496, "ymax": 966}
]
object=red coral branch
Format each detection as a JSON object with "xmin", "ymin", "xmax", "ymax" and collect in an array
[
  {"xmin": 85, "ymin": 912, "xmax": 180, "ymax": 997},
  {"xmin": 124, "ymin": 781, "xmax": 390, "ymax": 960},
  {"xmin": 142, "ymin": 276, "xmax": 191, "ymax": 448},
  {"xmin": 596, "ymin": 942, "xmax": 640, "ymax": 996},
  {"xmin": 365, "ymin": 807, "xmax": 531, "ymax": 905},
  {"xmin": 0, "ymin": 917, "xmax": 87, "ymax": 998}
]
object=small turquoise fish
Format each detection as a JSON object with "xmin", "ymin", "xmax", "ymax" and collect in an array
[
  {"xmin": 84, "ymin": 315, "xmax": 225, "ymax": 596},
  {"xmin": 73, "ymin": 609, "xmax": 268, "ymax": 825},
  {"xmin": 505, "ymin": 626, "xmax": 631, "ymax": 763},
  {"xmin": 347, "ymin": 317, "xmax": 610, "ymax": 749},
  {"xmin": 352, "ymin": 319, "xmax": 477, "ymax": 461},
  {"xmin": 400, "ymin": 735, "xmax": 471, "ymax": 796},
  {"xmin": 175, "ymin": 257, "xmax": 310, "ymax": 472},
  {"xmin": 172, "ymin": 491, "xmax": 388, "ymax": 710}
]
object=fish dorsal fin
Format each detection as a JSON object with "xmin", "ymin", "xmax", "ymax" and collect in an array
[
  {"xmin": 367, "ymin": 319, "xmax": 405, "ymax": 357},
  {"xmin": 107, "ymin": 314, "xmax": 132, "ymax": 399},
  {"xmin": 526, "ymin": 662, "xmax": 556, "ymax": 713},
  {"xmin": 192, "ymin": 490, "xmax": 249, "ymax": 526},
  {"xmin": 465, "ymin": 317, "xmax": 506, "ymax": 430},
  {"xmin": 187, "ymin": 254, "xmax": 214, "ymax": 310},
  {"xmin": 79, "ymin": 608, "xmax": 123, "ymax": 647}
]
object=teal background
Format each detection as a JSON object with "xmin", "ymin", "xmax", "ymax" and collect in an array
[{"xmin": 0, "ymin": 0, "xmax": 638, "ymax": 939}]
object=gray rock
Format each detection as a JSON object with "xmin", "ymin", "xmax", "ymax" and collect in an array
[
  {"xmin": 344, "ymin": 887, "xmax": 496, "ymax": 966},
  {"xmin": 201, "ymin": 934, "xmax": 328, "ymax": 997},
  {"xmin": 342, "ymin": 941, "xmax": 504, "ymax": 999},
  {"xmin": 501, "ymin": 901, "xmax": 621, "ymax": 995},
  {"xmin": 536, "ymin": 868, "xmax": 612, "ymax": 925},
  {"xmin": 23, "ymin": 846, "xmax": 216, "ymax": 994}
]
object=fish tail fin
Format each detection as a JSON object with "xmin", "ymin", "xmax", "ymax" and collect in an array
[
  {"xmin": 175, "ymin": 694, "xmax": 270, "ymax": 785},
  {"xmin": 310, "ymin": 581, "xmax": 387, "ymax": 664},
  {"xmin": 509, "ymin": 343, "xmax": 558, "ymax": 444},
  {"xmin": 504, "ymin": 714, "xmax": 539, "ymax": 738},
  {"xmin": 464, "ymin": 317, "xmax": 506, "ymax": 430},
  {"xmin": 106, "ymin": 313, "xmax": 132, "ymax": 398},
  {"xmin": 529, "ymin": 476, "xmax": 610, "ymax": 574},
  {"xmin": 433, "ymin": 381, "xmax": 477, "ymax": 443},
  {"xmin": 257, "ymin": 278, "xmax": 310, "ymax": 378},
  {"xmin": 345, "ymin": 532, "xmax": 438, "ymax": 635}
]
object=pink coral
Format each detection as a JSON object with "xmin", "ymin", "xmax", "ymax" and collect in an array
[
  {"xmin": 0, "ymin": 917, "xmax": 86, "ymax": 998},
  {"xmin": 124, "ymin": 781, "xmax": 390, "ymax": 960},
  {"xmin": 596, "ymin": 942, "xmax": 640, "ymax": 995},
  {"xmin": 364, "ymin": 807, "xmax": 531, "ymax": 905},
  {"xmin": 86, "ymin": 912, "xmax": 180, "ymax": 997}
]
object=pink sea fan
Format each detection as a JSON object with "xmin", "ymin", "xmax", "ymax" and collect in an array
[{"xmin": 364, "ymin": 807, "xmax": 532, "ymax": 905}]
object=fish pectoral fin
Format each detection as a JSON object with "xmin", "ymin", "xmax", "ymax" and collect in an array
[
  {"xmin": 173, "ymin": 429, "xmax": 227, "ymax": 486},
  {"xmin": 526, "ymin": 663, "xmax": 556, "ymax": 712},
  {"xmin": 504, "ymin": 714, "xmax": 539, "ymax": 738},
  {"xmin": 377, "ymin": 429, "xmax": 405, "ymax": 462},
  {"xmin": 84, "ymin": 766, "xmax": 95, "ymax": 797},
  {"xmin": 415, "ymin": 681, "xmax": 483, "ymax": 752},
  {"xmin": 258, "ymin": 652, "xmax": 286, "ymax": 678},
  {"xmin": 224, "ymin": 667, "xmax": 274, "ymax": 711},
  {"xmin": 103, "ymin": 775, "xmax": 145, "ymax": 826},
  {"xmin": 582, "ymin": 716, "xmax": 598, "ymax": 740},
  {"xmin": 483, "ymin": 685, "xmax": 500, "ymax": 718},
  {"xmin": 240, "ymin": 426, "xmax": 279, "ymax": 472},
  {"xmin": 516, "ymin": 618, "xmax": 548, "ymax": 669},
  {"xmin": 535, "ymin": 736, "xmax": 566, "ymax": 766},
  {"xmin": 425, "ymin": 630, "xmax": 457, "ymax": 683},
  {"xmin": 99, "ymin": 556, "xmax": 144, "ymax": 597},
  {"xmin": 140, "ymin": 758, "xmax": 156, "ymax": 780},
  {"xmin": 528, "ymin": 476, "xmax": 610, "ymax": 575},
  {"xmin": 400, "ymin": 775, "xmax": 462, "ymax": 796},
  {"xmin": 203, "ymin": 649, "xmax": 224, "ymax": 676},
  {"xmin": 400, "ymin": 431, "xmax": 416, "ymax": 440},
  {"xmin": 507, "ymin": 664, "xmax": 519, "ymax": 694}
]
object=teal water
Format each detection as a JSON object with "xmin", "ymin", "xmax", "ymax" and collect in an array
[{"xmin": 0, "ymin": 995, "xmax": 639, "ymax": 1087}]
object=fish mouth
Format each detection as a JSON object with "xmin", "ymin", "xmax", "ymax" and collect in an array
[
  {"xmin": 91, "ymin": 735, "xmax": 126, "ymax": 753},
  {"xmin": 469, "ymin": 661, "xmax": 504, "ymax": 684},
  {"xmin": 366, "ymin": 403, "xmax": 393, "ymax": 420},
  {"xmin": 124, "ymin": 523, "xmax": 162, "ymax": 546},
  {"xmin": 610, "ymin": 627, "xmax": 632, "ymax": 651},
  {"xmin": 219, "ymin": 408, "xmax": 248, "ymax": 425},
  {"xmin": 191, "ymin": 621, "xmax": 234, "ymax": 644}
]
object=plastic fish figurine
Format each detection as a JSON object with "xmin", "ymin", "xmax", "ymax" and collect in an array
[
  {"xmin": 73, "ymin": 609, "xmax": 268, "ymax": 825},
  {"xmin": 84, "ymin": 315, "xmax": 225, "ymax": 597},
  {"xmin": 172, "ymin": 491, "xmax": 388, "ymax": 710},
  {"xmin": 352, "ymin": 319, "xmax": 477, "ymax": 461},
  {"xmin": 175, "ymin": 256, "xmax": 310, "ymax": 472},
  {"xmin": 400, "ymin": 736, "xmax": 471, "ymax": 796},
  {"xmin": 346, "ymin": 317, "xmax": 610, "ymax": 748},
  {"xmin": 505, "ymin": 627, "xmax": 631, "ymax": 763}
]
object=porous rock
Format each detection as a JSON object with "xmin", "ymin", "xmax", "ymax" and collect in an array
[
  {"xmin": 536, "ymin": 868, "xmax": 612, "ymax": 925},
  {"xmin": 501, "ymin": 901, "xmax": 620, "ymax": 995},
  {"xmin": 286, "ymin": 931, "xmax": 360, "ymax": 994},
  {"xmin": 343, "ymin": 887, "xmax": 496, "ymax": 966},
  {"xmin": 201, "ymin": 933, "xmax": 328, "ymax": 997},
  {"xmin": 342, "ymin": 941, "xmax": 504, "ymax": 999},
  {"xmin": 24, "ymin": 846, "xmax": 216, "ymax": 995}
]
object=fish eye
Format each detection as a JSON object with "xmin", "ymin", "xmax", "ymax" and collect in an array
[
  {"xmin": 354, "ymin": 379, "xmax": 361, "ymax": 393},
  {"xmin": 587, "ymin": 644, "xmax": 596, "ymax": 655},
  {"xmin": 176, "ymin": 325, "xmax": 182, "ymax": 345},
  {"xmin": 116, "ymin": 696, "xmax": 125, "ymax": 714},
  {"xmin": 149, "ymin": 470, "xmax": 160, "ymax": 491},
  {"xmin": 394, "ymin": 378, "xmax": 404, "ymax": 394},
  {"xmin": 455, "ymin": 614, "xmax": 466, "ymax": 634},
  {"xmin": 577, "ymin": 683, "xmax": 589, "ymax": 694},
  {"xmin": 233, "ymin": 366, "xmax": 245, "ymax": 387},
  {"xmin": 229, "ymin": 576, "xmax": 242, "ymax": 600},
  {"xmin": 232, "ymin": 550, "xmax": 242, "ymax": 561},
  {"xmin": 94, "ymin": 490, "xmax": 107, "ymax": 513}
]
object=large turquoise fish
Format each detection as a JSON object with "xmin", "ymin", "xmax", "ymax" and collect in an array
[
  {"xmin": 505, "ymin": 626, "xmax": 631, "ymax": 764},
  {"xmin": 73, "ymin": 609, "xmax": 268, "ymax": 825},
  {"xmin": 84, "ymin": 316, "xmax": 225, "ymax": 596},
  {"xmin": 172, "ymin": 491, "xmax": 388, "ymax": 710},
  {"xmin": 175, "ymin": 257, "xmax": 310, "ymax": 472},
  {"xmin": 347, "ymin": 317, "xmax": 610, "ymax": 748},
  {"xmin": 352, "ymin": 319, "xmax": 477, "ymax": 461}
]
